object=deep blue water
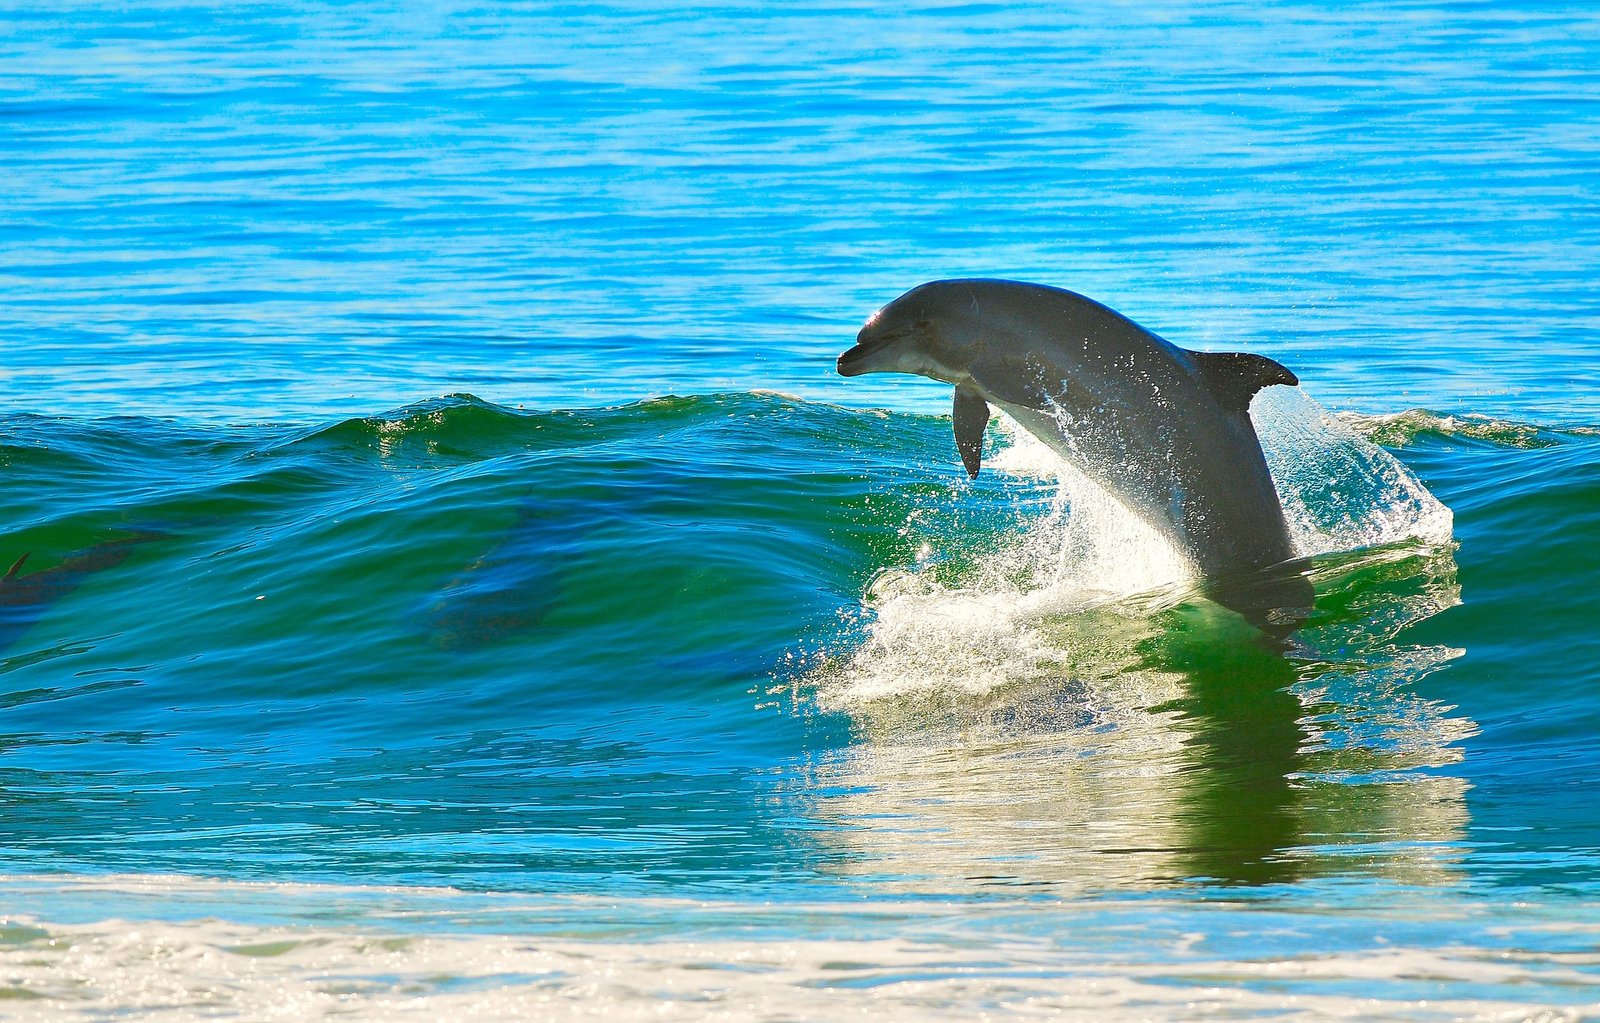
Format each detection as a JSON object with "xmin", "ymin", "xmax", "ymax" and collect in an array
[{"xmin": 3, "ymin": 2, "xmax": 1600, "ymax": 1018}]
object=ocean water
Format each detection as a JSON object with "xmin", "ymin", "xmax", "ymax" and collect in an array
[{"xmin": 4, "ymin": 2, "xmax": 1600, "ymax": 1019}]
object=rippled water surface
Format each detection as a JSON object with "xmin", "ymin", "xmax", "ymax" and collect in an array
[{"xmin": 3, "ymin": 2, "xmax": 1600, "ymax": 1019}]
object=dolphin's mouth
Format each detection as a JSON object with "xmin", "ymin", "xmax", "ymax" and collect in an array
[
  {"xmin": 837, "ymin": 322, "xmax": 920, "ymax": 377},
  {"xmin": 836, "ymin": 343, "xmax": 873, "ymax": 376}
]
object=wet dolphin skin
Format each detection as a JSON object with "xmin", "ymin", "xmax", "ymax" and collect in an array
[{"xmin": 838, "ymin": 278, "xmax": 1312, "ymax": 623}]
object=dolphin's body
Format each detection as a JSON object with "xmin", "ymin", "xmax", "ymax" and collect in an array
[
  {"xmin": 0, "ymin": 535, "xmax": 157, "ymax": 655},
  {"xmin": 837, "ymin": 279, "xmax": 1312, "ymax": 623},
  {"xmin": 423, "ymin": 501, "xmax": 583, "ymax": 650}
]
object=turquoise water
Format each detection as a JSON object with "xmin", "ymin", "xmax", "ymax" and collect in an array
[{"xmin": 4, "ymin": 2, "xmax": 1600, "ymax": 1018}]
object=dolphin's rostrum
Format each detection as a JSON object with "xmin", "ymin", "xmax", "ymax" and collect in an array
[{"xmin": 837, "ymin": 278, "xmax": 1312, "ymax": 625}]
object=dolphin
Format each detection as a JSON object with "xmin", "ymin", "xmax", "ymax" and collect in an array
[
  {"xmin": 836, "ymin": 278, "xmax": 1312, "ymax": 625},
  {"xmin": 423, "ymin": 501, "xmax": 581, "ymax": 650},
  {"xmin": 1, "ymin": 533, "xmax": 162, "ymax": 655}
]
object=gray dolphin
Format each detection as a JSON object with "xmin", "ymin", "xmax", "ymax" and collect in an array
[
  {"xmin": 837, "ymin": 278, "xmax": 1312, "ymax": 625},
  {"xmin": 0, "ymin": 533, "xmax": 162, "ymax": 655}
]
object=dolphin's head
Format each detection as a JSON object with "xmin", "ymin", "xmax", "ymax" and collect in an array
[{"xmin": 836, "ymin": 281, "xmax": 985, "ymax": 384}]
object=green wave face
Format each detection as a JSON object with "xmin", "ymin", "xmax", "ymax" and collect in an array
[{"xmin": 4, "ymin": 390, "xmax": 1592, "ymax": 897}]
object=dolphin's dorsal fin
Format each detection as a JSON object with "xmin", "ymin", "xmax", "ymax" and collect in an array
[
  {"xmin": 4, "ymin": 552, "xmax": 30, "ymax": 581},
  {"xmin": 1189, "ymin": 350, "xmax": 1298, "ymax": 413},
  {"xmin": 952, "ymin": 385, "xmax": 990, "ymax": 480}
]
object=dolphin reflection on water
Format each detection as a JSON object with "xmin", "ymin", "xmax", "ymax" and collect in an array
[
  {"xmin": 802, "ymin": 543, "xmax": 1469, "ymax": 890},
  {"xmin": 838, "ymin": 279, "xmax": 1315, "ymax": 630}
]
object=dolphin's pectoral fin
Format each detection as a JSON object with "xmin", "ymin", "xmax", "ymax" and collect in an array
[
  {"xmin": 1189, "ymin": 350, "xmax": 1299, "ymax": 414},
  {"xmin": 3, "ymin": 553, "xmax": 29, "ymax": 582},
  {"xmin": 952, "ymin": 385, "xmax": 991, "ymax": 479}
]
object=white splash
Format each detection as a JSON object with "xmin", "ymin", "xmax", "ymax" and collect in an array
[
  {"xmin": 816, "ymin": 388, "xmax": 1456, "ymax": 708},
  {"xmin": 1253, "ymin": 386, "xmax": 1455, "ymax": 556}
]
